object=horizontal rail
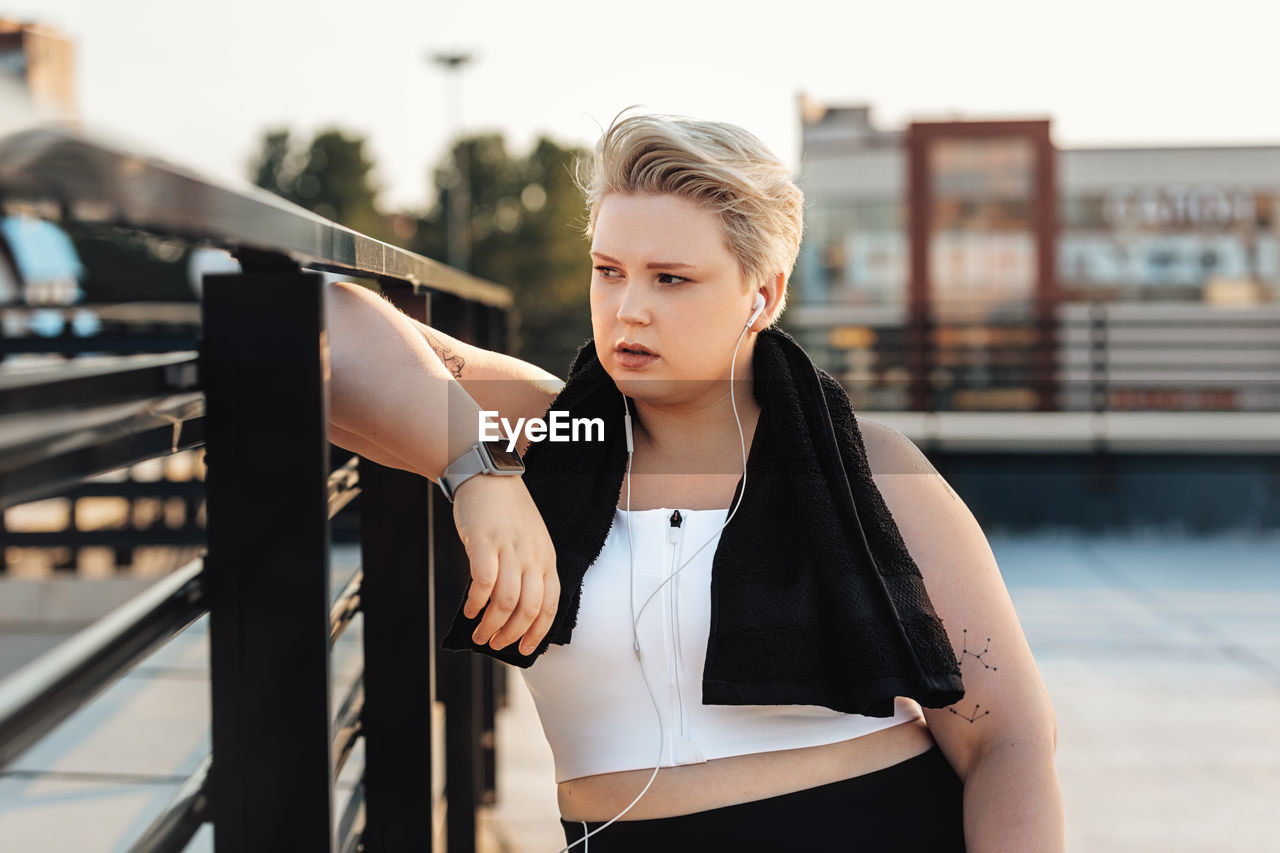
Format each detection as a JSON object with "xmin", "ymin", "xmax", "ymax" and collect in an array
[
  {"xmin": 0, "ymin": 558, "xmax": 206, "ymax": 769},
  {"xmin": 330, "ymin": 570, "xmax": 363, "ymax": 649},
  {"xmin": 337, "ymin": 777, "xmax": 366, "ymax": 853},
  {"xmin": 859, "ymin": 409, "xmax": 1280, "ymax": 454},
  {"xmin": 327, "ymin": 455, "xmax": 361, "ymax": 519},
  {"xmin": 126, "ymin": 753, "xmax": 212, "ymax": 853},
  {"xmin": 0, "ymin": 126, "xmax": 511, "ymax": 308},
  {"xmin": 0, "ymin": 351, "xmax": 199, "ymax": 413},
  {"xmin": 2, "ymin": 528, "xmax": 205, "ymax": 548},
  {"xmin": 332, "ymin": 677, "xmax": 364, "ymax": 782},
  {"xmin": 63, "ymin": 480, "xmax": 206, "ymax": 499},
  {"xmin": 0, "ymin": 403, "xmax": 205, "ymax": 510},
  {"xmin": 0, "ymin": 335, "xmax": 200, "ymax": 356}
]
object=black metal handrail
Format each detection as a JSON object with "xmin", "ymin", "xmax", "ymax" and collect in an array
[
  {"xmin": 0, "ymin": 558, "xmax": 205, "ymax": 767},
  {"xmin": 0, "ymin": 122, "xmax": 512, "ymax": 852},
  {"xmin": 127, "ymin": 754, "xmax": 212, "ymax": 853},
  {"xmin": 785, "ymin": 299, "xmax": 1280, "ymax": 415},
  {"xmin": 0, "ymin": 125, "xmax": 511, "ymax": 308}
]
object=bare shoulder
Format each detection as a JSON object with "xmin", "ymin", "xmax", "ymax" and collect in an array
[{"xmin": 856, "ymin": 416, "xmax": 943, "ymax": 480}]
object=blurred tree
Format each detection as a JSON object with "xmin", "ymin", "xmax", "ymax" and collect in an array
[
  {"xmin": 249, "ymin": 126, "xmax": 591, "ymax": 373},
  {"xmin": 413, "ymin": 133, "xmax": 592, "ymax": 374},
  {"xmin": 249, "ymin": 128, "xmax": 391, "ymax": 242}
]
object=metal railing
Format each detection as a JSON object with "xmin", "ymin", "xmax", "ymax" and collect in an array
[
  {"xmin": 785, "ymin": 299, "xmax": 1280, "ymax": 416},
  {"xmin": 0, "ymin": 123, "xmax": 512, "ymax": 851}
]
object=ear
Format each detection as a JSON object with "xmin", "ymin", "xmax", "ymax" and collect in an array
[{"xmin": 750, "ymin": 272, "xmax": 786, "ymax": 331}]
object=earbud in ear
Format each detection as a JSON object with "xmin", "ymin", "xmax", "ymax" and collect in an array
[{"xmin": 746, "ymin": 292, "xmax": 766, "ymax": 328}]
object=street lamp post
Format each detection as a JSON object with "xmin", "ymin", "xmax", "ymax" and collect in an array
[{"xmin": 430, "ymin": 50, "xmax": 475, "ymax": 273}]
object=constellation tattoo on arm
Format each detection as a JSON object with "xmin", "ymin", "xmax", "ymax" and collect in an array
[
  {"xmin": 947, "ymin": 628, "xmax": 996, "ymax": 724},
  {"xmin": 422, "ymin": 329, "xmax": 466, "ymax": 380}
]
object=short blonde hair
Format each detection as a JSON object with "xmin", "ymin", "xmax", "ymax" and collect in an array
[{"xmin": 577, "ymin": 109, "xmax": 804, "ymax": 322}]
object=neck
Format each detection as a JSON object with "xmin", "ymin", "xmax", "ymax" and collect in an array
[{"xmin": 628, "ymin": 375, "xmax": 760, "ymax": 470}]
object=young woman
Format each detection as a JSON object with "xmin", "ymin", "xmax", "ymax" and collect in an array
[{"xmin": 326, "ymin": 112, "xmax": 1064, "ymax": 851}]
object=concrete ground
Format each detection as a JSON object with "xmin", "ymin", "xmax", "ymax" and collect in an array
[
  {"xmin": 2, "ymin": 531, "xmax": 1276, "ymax": 851},
  {"xmin": 488, "ymin": 530, "xmax": 1280, "ymax": 853}
]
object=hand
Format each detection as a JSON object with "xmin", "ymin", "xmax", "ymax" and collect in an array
[{"xmin": 451, "ymin": 474, "xmax": 559, "ymax": 656}]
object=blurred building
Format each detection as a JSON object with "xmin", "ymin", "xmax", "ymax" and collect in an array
[
  {"xmin": 792, "ymin": 97, "xmax": 1280, "ymax": 413},
  {"xmin": 0, "ymin": 19, "xmax": 77, "ymax": 120}
]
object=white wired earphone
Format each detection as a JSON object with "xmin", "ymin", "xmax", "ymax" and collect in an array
[{"xmin": 558, "ymin": 292, "xmax": 766, "ymax": 853}]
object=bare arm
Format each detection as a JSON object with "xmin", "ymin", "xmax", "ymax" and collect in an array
[
  {"xmin": 860, "ymin": 417, "xmax": 1065, "ymax": 852},
  {"xmin": 326, "ymin": 280, "xmax": 481, "ymax": 481},
  {"xmin": 329, "ymin": 422, "xmax": 418, "ymax": 474},
  {"xmin": 401, "ymin": 315, "xmax": 563, "ymax": 455},
  {"xmin": 326, "ymin": 280, "xmax": 561, "ymax": 656}
]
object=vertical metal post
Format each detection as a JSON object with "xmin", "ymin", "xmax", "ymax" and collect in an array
[
  {"xmin": 478, "ymin": 304, "xmax": 504, "ymax": 804},
  {"xmin": 435, "ymin": 510, "xmax": 483, "ymax": 853},
  {"xmin": 360, "ymin": 284, "xmax": 436, "ymax": 851},
  {"xmin": 202, "ymin": 268, "xmax": 334, "ymax": 851},
  {"xmin": 430, "ymin": 291, "xmax": 483, "ymax": 853}
]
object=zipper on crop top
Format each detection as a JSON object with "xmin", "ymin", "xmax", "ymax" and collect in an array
[{"xmin": 668, "ymin": 510, "xmax": 687, "ymax": 741}]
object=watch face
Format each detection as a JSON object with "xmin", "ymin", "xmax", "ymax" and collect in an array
[{"xmin": 480, "ymin": 441, "xmax": 525, "ymax": 473}]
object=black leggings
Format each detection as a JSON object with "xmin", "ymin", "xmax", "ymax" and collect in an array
[{"xmin": 558, "ymin": 743, "xmax": 966, "ymax": 852}]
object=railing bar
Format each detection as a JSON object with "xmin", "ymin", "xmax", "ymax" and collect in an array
[
  {"xmin": 329, "ymin": 570, "xmax": 363, "ymax": 649},
  {"xmin": 0, "ymin": 127, "xmax": 511, "ymax": 308},
  {"xmin": 337, "ymin": 777, "xmax": 366, "ymax": 853},
  {"xmin": 0, "ymin": 352, "xmax": 199, "ymax": 410},
  {"xmin": 327, "ymin": 456, "xmax": 361, "ymax": 519},
  {"xmin": 328, "ymin": 484, "xmax": 360, "ymax": 519},
  {"xmin": 0, "ymin": 558, "xmax": 206, "ymax": 769},
  {"xmin": 126, "ymin": 753, "xmax": 212, "ymax": 853},
  {"xmin": 332, "ymin": 678, "xmax": 364, "ymax": 782},
  {"xmin": 0, "ymin": 413, "xmax": 207, "ymax": 511},
  {"xmin": 0, "ymin": 392, "xmax": 204, "ymax": 458}
]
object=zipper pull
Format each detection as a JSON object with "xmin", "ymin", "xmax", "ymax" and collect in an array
[{"xmin": 668, "ymin": 509, "xmax": 683, "ymax": 544}]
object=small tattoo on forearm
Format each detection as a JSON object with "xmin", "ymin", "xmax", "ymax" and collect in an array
[{"xmin": 423, "ymin": 329, "xmax": 466, "ymax": 379}]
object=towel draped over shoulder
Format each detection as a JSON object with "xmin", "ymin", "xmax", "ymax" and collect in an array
[{"xmin": 441, "ymin": 327, "xmax": 965, "ymax": 717}]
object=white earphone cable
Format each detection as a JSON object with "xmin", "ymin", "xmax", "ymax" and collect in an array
[{"xmin": 557, "ymin": 313, "xmax": 756, "ymax": 852}]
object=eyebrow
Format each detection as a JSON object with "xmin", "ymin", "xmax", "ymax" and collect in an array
[{"xmin": 590, "ymin": 251, "xmax": 695, "ymax": 271}]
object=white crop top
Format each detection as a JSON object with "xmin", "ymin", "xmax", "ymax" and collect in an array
[{"xmin": 519, "ymin": 506, "xmax": 924, "ymax": 783}]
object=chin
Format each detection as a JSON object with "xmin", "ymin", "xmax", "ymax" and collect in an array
[
  {"xmin": 608, "ymin": 372, "xmax": 670, "ymax": 401},
  {"xmin": 609, "ymin": 371, "xmax": 720, "ymax": 408}
]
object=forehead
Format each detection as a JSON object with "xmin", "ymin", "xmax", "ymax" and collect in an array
[{"xmin": 591, "ymin": 193, "xmax": 733, "ymax": 264}]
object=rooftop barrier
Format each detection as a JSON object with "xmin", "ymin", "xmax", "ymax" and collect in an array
[{"xmin": 0, "ymin": 123, "xmax": 512, "ymax": 852}]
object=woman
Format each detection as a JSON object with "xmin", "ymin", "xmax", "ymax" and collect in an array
[{"xmin": 326, "ymin": 112, "xmax": 1064, "ymax": 851}]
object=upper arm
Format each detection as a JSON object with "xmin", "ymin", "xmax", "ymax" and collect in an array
[{"xmin": 858, "ymin": 417, "xmax": 1058, "ymax": 779}]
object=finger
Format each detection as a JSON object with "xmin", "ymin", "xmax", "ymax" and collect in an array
[
  {"xmin": 519, "ymin": 577, "xmax": 559, "ymax": 656},
  {"xmin": 472, "ymin": 550, "xmax": 521, "ymax": 645},
  {"xmin": 464, "ymin": 547, "xmax": 499, "ymax": 620},
  {"xmin": 489, "ymin": 566, "xmax": 544, "ymax": 651}
]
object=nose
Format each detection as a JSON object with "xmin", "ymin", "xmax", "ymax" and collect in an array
[{"xmin": 615, "ymin": 282, "xmax": 650, "ymax": 327}]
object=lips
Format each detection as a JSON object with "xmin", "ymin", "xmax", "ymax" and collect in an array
[{"xmin": 615, "ymin": 341, "xmax": 659, "ymax": 369}]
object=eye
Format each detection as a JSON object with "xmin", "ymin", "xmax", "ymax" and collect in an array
[
  {"xmin": 593, "ymin": 265, "xmax": 622, "ymax": 279},
  {"xmin": 657, "ymin": 273, "xmax": 688, "ymax": 285}
]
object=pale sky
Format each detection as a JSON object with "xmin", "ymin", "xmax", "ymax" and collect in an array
[{"xmin": 6, "ymin": 0, "xmax": 1279, "ymax": 211}]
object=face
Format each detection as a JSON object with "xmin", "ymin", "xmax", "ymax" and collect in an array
[{"xmin": 589, "ymin": 193, "xmax": 761, "ymax": 404}]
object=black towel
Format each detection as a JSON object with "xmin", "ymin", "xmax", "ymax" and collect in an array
[{"xmin": 441, "ymin": 327, "xmax": 965, "ymax": 717}]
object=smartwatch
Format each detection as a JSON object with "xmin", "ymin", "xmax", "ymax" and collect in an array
[{"xmin": 439, "ymin": 440, "xmax": 525, "ymax": 502}]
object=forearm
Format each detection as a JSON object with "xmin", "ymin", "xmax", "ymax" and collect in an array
[
  {"xmin": 329, "ymin": 422, "xmax": 419, "ymax": 475},
  {"xmin": 402, "ymin": 316, "xmax": 564, "ymax": 411},
  {"xmin": 326, "ymin": 281, "xmax": 481, "ymax": 482},
  {"xmin": 962, "ymin": 739, "xmax": 1064, "ymax": 852}
]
